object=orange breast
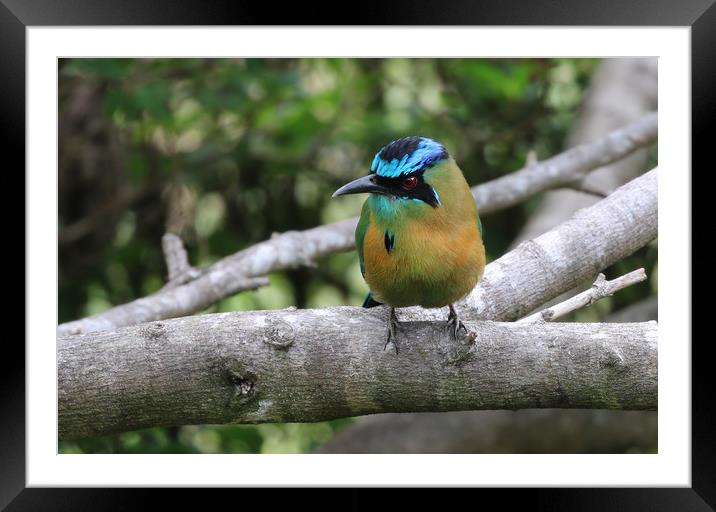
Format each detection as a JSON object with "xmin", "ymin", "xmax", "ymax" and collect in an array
[{"xmin": 363, "ymin": 212, "xmax": 485, "ymax": 308}]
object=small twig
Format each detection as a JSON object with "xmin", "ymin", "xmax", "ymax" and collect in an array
[
  {"xmin": 161, "ymin": 233, "xmax": 202, "ymax": 289},
  {"xmin": 517, "ymin": 268, "xmax": 647, "ymax": 323},
  {"xmin": 161, "ymin": 233, "xmax": 270, "ymax": 293}
]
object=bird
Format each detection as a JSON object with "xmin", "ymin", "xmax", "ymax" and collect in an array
[{"xmin": 332, "ymin": 136, "xmax": 485, "ymax": 353}]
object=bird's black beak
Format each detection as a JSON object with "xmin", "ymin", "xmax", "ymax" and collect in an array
[{"xmin": 332, "ymin": 174, "xmax": 387, "ymax": 198}]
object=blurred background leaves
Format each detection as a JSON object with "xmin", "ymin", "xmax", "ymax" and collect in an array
[{"xmin": 58, "ymin": 57, "xmax": 656, "ymax": 454}]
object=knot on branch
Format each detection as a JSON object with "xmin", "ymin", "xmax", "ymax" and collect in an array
[
  {"xmin": 517, "ymin": 238, "xmax": 550, "ymax": 262},
  {"xmin": 598, "ymin": 347, "xmax": 627, "ymax": 372},
  {"xmin": 589, "ymin": 273, "xmax": 611, "ymax": 304},
  {"xmin": 227, "ymin": 368, "xmax": 257, "ymax": 400},
  {"xmin": 261, "ymin": 318, "xmax": 296, "ymax": 349},
  {"xmin": 540, "ymin": 309, "xmax": 555, "ymax": 322},
  {"xmin": 141, "ymin": 321, "xmax": 166, "ymax": 340},
  {"xmin": 235, "ymin": 379, "xmax": 255, "ymax": 395},
  {"xmin": 435, "ymin": 323, "xmax": 478, "ymax": 367},
  {"xmin": 443, "ymin": 343, "xmax": 477, "ymax": 366},
  {"xmin": 65, "ymin": 325, "xmax": 84, "ymax": 336}
]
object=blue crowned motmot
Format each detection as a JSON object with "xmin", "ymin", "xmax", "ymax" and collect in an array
[{"xmin": 332, "ymin": 136, "xmax": 485, "ymax": 353}]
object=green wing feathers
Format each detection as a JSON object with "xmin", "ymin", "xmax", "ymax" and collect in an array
[
  {"xmin": 356, "ymin": 200, "xmax": 371, "ymax": 278},
  {"xmin": 356, "ymin": 201, "xmax": 382, "ymax": 307}
]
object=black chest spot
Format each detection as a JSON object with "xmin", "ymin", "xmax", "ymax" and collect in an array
[{"xmin": 384, "ymin": 231, "xmax": 395, "ymax": 254}]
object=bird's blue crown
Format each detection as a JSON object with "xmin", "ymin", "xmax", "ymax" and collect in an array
[{"xmin": 370, "ymin": 136, "xmax": 449, "ymax": 178}]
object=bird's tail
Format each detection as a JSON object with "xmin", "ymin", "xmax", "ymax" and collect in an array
[{"xmin": 362, "ymin": 292, "xmax": 383, "ymax": 308}]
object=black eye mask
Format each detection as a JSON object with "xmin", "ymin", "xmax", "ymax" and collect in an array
[{"xmin": 371, "ymin": 169, "xmax": 441, "ymax": 208}]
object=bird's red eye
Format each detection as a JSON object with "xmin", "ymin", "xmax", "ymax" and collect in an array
[{"xmin": 402, "ymin": 176, "xmax": 418, "ymax": 189}]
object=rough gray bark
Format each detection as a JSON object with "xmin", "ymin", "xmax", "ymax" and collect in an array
[
  {"xmin": 57, "ymin": 114, "xmax": 658, "ymax": 336},
  {"xmin": 322, "ymin": 292, "xmax": 659, "ymax": 455},
  {"xmin": 58, "ymin": 317, "xmax": 656, "ymax": 440},
  {"xmin": 317, "ymin": 409, "xmax": 657, "ymax": 454}
]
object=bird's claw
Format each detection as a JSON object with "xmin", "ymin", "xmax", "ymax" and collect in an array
[
  {"xmin": 446, "ymin": 317, "xmax": 468, "ymax": 340},
  {"xmin": 384, "ymin": 307, "xmax": 400, "ymax": 354},
  {"xmin": 446, "ymin": 304, "xmax": 469, "ymax": 341}
]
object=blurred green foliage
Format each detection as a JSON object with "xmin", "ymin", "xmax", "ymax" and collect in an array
[{"xmin": 58, "ymin": 58, "xmax": 656, "ymax": 454}]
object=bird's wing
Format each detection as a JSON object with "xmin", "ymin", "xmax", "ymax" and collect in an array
[
  {"xmin": 356, "ymin": 200, "xmax": 371, "ymax": 279},
  {"xmin": 356, "ymin": 201, "xmax": 383, "ymax": 308}
]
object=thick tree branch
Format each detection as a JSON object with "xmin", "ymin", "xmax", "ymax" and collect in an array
[
  {"xmin": 58, "ymin": 315, "xmax": 656, "ymax": 440},
  {"xmin": 57, "ymin": 115, "xmax": 658, "ymax": 336}
]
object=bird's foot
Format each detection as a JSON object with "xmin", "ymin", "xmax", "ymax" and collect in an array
[
  {"xmin": 384, "ymin": 307, "xmax": 400, "ymax": 354},
  {"xmin": 446, "ymin": 304, "xmax": 469, "ymax": 341}
]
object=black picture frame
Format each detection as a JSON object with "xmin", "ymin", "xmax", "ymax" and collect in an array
[{"xmin": 5, "ymin": 0, "xmax": 713, "ymax": 508}]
